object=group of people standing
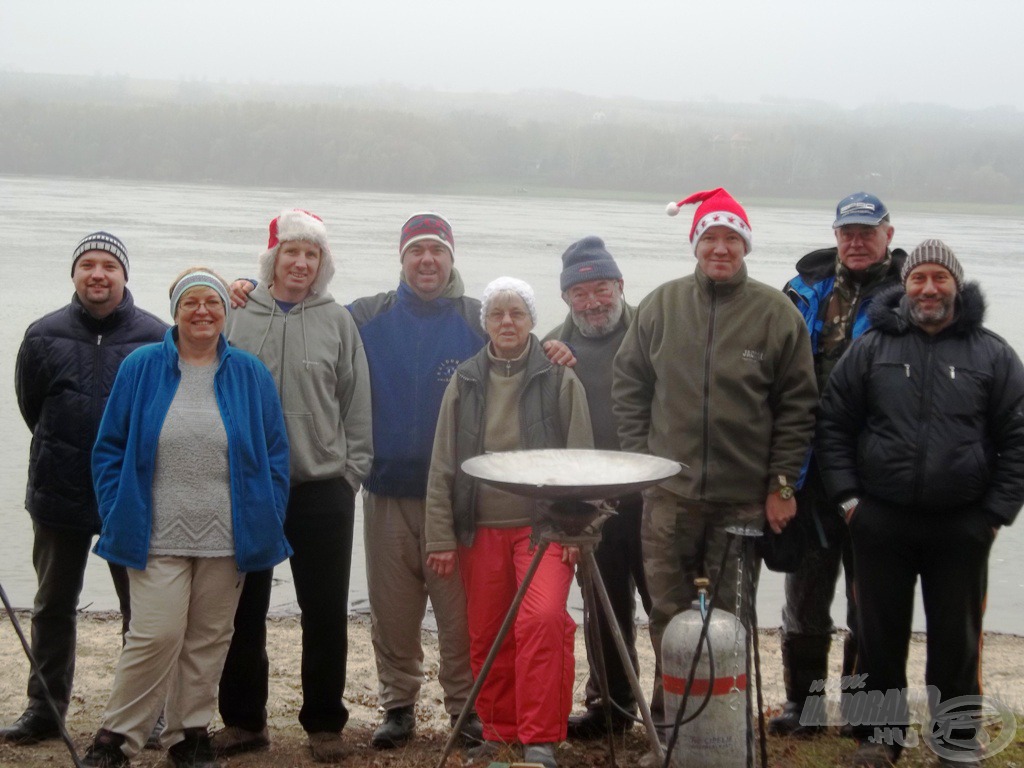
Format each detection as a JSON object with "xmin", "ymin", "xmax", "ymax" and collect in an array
[{"xmin": 3, "ymin": 189, "xmax": 1022, "ymax": 768}]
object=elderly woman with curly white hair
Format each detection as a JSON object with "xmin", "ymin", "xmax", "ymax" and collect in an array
[{"xmin": 425, "ymin": 276, "xmax": 593, "ymax": 768}]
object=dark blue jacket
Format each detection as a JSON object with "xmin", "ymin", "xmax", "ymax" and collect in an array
[
  {"xmin": 348, "ymin": 276, "xmax": 486, "ymax": 498},
  {"xmin": 92, "ymin": 328, "xmax": 292, "ymax": 571},
  {"xmin": 15, "ymin": 290, "xmax": 167, "ymax": 532}
]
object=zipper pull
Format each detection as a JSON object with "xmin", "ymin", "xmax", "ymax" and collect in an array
[
  {"xmin": 96, "ymin": 334, "xmax": 102, "ymax": 346},
  {"xmin": 949, "ymin": 366, "xmax": 956, "ymax": 380},
  {"xmin": 904, "ymin": 364, "xmax": 910, "ymax": 378}
]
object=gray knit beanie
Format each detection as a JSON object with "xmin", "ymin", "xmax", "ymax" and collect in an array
[
  {"xmin": 560, "ymin": 236, "xmax": 623, "ymax": 292},
  {"xmin": 901, "ymin": 239, "xmax": 964, "ymax": 289}
]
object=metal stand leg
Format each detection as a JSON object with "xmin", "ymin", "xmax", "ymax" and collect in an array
[
  {"xmin": 579, "ymin": 549, "xmax": 618, "ymax": 765},
  {"xmin": 0, "ymin": 582, "xmax": 85, "ymax": 768},
  {"xmin": 435, "ymin": 540, "xmax": 551, "ymax": 768},
  {"xmin": 582, "ymin": 549, "xmax": 665, "ymax": 763}
]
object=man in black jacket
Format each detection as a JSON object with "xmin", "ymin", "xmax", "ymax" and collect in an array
[
  {"xmin": 2, "ymin": 233, "xmax": 166, "ymax": 747},
  {"xmin": 817, "ymin": 240, "xmax": 1024, "ymax": 767}
]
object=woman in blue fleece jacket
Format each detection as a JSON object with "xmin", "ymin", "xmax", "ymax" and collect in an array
[{"xmin": 82, "ymin": 268, "xmax": 290, "ymax": 768}]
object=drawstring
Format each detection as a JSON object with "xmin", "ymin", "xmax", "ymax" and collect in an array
[
  {"xmin": 255, "ymin": 300, "xmax": 276, "ymax": 357},
  {"xmin": 300, "ymin": 301, "xmax": 311, "ymax": 370}
]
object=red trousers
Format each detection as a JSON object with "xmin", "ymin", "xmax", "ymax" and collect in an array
[{"xmin": 459, "ymin": 526, "xmax": 576, "ymax": 744}]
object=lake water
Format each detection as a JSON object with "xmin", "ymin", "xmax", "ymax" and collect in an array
[{"xmin": 2, "ymin": 175, "xmax": 1022, "ymax": 635}]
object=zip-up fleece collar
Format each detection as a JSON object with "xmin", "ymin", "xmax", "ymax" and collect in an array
[{"xmin": 694, "ymin": 260, "xmax": 748, "ymax": 299}]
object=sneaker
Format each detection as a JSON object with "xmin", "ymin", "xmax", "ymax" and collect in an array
[
  {"xmin": 144, "ymin": 711, "xmax": 166, "ymax": 750},
  {"xmin": 451, "ymin": 712, "xmax": 484, "ymax": 745},
  {"xmin": 209, "ymin": 725, "xmax": 269, "ymax": 756},
  {"xmin": 523, "ymin": 742, "xmax": 558, "ymax": 768},
  {"xmin": 82, "ymin": 729, "xmax": 129, "ymax": 768},
  {"xmin": 371, "ymin": 705, "xmax": 415, "ymax": 749},
  {"xmin": 308, "ymin": 731, "xmax": 346, "ymax": 763},
  {"xmin": 167, "ymin": 728, "xmax": 219, "ymax": 768},
  {"xmin": 0, "ymin": 711, "xmax": 61, "ymax": 745}
]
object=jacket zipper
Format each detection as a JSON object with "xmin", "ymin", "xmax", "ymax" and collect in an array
[
  {"xmin": 700, "ymin": 285, "xmax": 718, "ymax": 499},
  {"xmin": 911, "ymin": 339, "xmax": 936, "ymax": 505}
]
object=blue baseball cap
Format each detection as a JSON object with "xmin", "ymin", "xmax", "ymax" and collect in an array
[{"xmin": 832, "ymin": 192, "xmax": 890, "ymax": 229}]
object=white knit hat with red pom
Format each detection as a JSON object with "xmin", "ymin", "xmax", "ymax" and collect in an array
[{"xmin": 666, "ymin": 188, "xmax": 752, "ymax": 254}]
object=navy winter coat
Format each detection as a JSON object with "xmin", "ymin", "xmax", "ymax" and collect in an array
[{"xmin": 15, "ymin": 290, "xmax": 167, "ymax": 532}]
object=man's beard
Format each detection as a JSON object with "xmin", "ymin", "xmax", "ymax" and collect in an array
[
  {"xmin": 572, "ymin": 300, "xmax": 624, "ymax": 338},
  {"xmin": 909, "ymin": 294, "xmax": 955, "ymax": 328}
]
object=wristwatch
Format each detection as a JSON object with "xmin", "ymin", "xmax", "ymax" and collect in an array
[
  {"xmin": 775, "ymin": 475, "xmax": 795, "ymax": 500},
  {"xmin": 839, "ymin": 497, "xmax": 860, "ymax": 516}
]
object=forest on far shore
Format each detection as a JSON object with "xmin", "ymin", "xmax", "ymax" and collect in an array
[{"xmin": 2, "ymin": 72, "xmax": 1023, "ymax": 203}]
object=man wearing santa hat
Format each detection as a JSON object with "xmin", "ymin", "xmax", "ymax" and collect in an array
[{"xmin": 613, "ymin": 188, "xmax": 817, "ymax": 723}]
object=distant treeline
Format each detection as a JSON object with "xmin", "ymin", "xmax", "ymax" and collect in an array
[{"xmin": 2, "ymin": 74, "xmax": 1023, "ymax": 202}]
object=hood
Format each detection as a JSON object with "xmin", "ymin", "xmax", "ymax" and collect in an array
[
  {"xmin": 397, "ymin": 266, "xmax": 467, "ymax": 300},
  {"xmin": 868, "ymin": 281, "xmax": 986, "ymax": 336}
]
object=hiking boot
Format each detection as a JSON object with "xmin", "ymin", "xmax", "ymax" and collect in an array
[
  {"xmin": 209, "ymin": 725, "xmax": 269, "ymax": 756},
  {"xmin": 0, "ymin": 711, "xmax": 61, "ymax": 745},
  {"xmin": 566, "ymin": 707, "xmax": 632, "ymax": 739},
  {"xmin": 451, "ymin": 711, "xmax": 484, "ymax": 745},
  {"xmin": 82, "ymin": 729, "xmax": 129, "ymax": 768},
  {"xmin": 167, "ymin": 727, "xmax": 219, "ymax": 768},
  {"xmin": 308, "ymin": 731, "xmax": 346, "ymax": 763},
  {"xmin": 371, "ymin": 705, "xmax": 415, "ymax": 749},
  {"xmin": 523, "ymin": 742, "xmax": 558, "ymax": 768}
]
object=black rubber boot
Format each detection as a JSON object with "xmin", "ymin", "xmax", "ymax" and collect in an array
[{"xmin": 768, "ymin": 634, "xmax": 831, "ymax": 737}]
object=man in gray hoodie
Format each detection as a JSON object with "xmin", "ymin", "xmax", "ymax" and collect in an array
[{"xmin": 214, "ymin": 209, "xmax": 373, "ymax": 763}]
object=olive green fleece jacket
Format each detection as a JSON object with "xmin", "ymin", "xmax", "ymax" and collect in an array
[
  {"xmin": 225, "ymin": 284, "xmax": 373, "ymax": 491},
  {"xmin": 612, "ymin": 263, "xmax": 817, "ymax": 503}
]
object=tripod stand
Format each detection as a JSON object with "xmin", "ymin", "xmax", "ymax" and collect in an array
[{"xmin": 436, "ymin": 449, "xmax": 681, "ymax": 768}]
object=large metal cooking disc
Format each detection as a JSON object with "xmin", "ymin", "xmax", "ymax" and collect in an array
[{"xmin": 461, "ymin": 449, "xmax": 683, "ymax": 500}]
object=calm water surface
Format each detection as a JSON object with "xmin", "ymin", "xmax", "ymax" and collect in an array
[{"xmin": 2, "ymin": 176, "xmax": 1022, "ymax": 634}]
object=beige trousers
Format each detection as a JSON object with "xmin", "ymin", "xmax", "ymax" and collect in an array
[
  {"xmin": 101, "ymin": 555, "xmax": 243, "ymax": 755},
  {"xmin": 363, "ymin": 492, "xmax": 474, "ymax": 714}
]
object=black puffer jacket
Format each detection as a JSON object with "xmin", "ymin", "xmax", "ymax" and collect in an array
[
  {"xmin": 816, "ymin": 282, "xmax": 1024, "ymax": 527},
  {"xmin": 15, "ymin": 290, "xmax": 167, "ymax": 532}
]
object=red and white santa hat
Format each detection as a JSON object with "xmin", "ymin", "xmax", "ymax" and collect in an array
[
  {"xmin": 257, "ymin": 209, "xmax": 336, "ymax": 296},
  {"xmin": 666, "ymin": 188, "xmax": 752, "ymax": 254}
]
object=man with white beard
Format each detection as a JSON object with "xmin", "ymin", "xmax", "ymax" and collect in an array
[{"xmin": 541, "ymin": 236, "xmax": 652, "ymax": 738}]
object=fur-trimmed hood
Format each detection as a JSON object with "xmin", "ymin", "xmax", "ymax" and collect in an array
[{"xmin": 867, "ymin": 281, "xmax": 986, "ymax": 335}]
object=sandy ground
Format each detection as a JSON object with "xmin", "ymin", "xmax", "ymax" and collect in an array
[{"xmin": 1, "ymin": 611, "xmax": 1022, "ymax": 767}]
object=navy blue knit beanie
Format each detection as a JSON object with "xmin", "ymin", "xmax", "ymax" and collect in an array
[{"xmin": 560, "ymin": 236, "xmax": 623, "ymax": 292}]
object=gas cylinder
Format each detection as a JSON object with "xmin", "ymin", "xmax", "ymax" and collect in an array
[{"xmin": 661, "ymin": 578, "xmax": 748, "ymax": 767}]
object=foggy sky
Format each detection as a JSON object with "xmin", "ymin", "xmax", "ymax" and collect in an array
[{"xmin": 3, "ymin": 0, "xmax": 1023, "ymax": 111}]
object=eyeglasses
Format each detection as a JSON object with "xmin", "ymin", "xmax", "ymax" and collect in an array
[
  {"xmin": 485, "ymin": 309, "xmax": 531, "ymax": 323},
  {"xmin": 178, "ymin": 298, "xmax": 225, "ymax": 312}
]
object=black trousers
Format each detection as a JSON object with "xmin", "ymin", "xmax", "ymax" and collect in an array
[
  {"xmin": 580, "ymin": 493, "xmax": 652, "ymax": 713},
  {"xmin": 29, "ymin": 521, "xmax": 130, "ymax": 719},
  {"xmin": 218, "ymin": 477, "xmax": 355, "ymax": 734},
  {"xmin": 848, "ymin": 497, "xmax": 992, "ymax": 741}
]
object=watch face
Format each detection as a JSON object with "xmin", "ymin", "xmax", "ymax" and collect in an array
[{"xmin": 779, "ymin": 486, "xmax": 795, "ymax": 500}]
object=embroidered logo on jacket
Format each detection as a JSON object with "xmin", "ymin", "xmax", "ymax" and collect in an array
[
  {"xmin": 742, "ymin": 349, "xmax": 765, "ymax": 363},
  {"xmin": 436, "ymin": 358, "xmax": 461, "ymax": 383}
]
